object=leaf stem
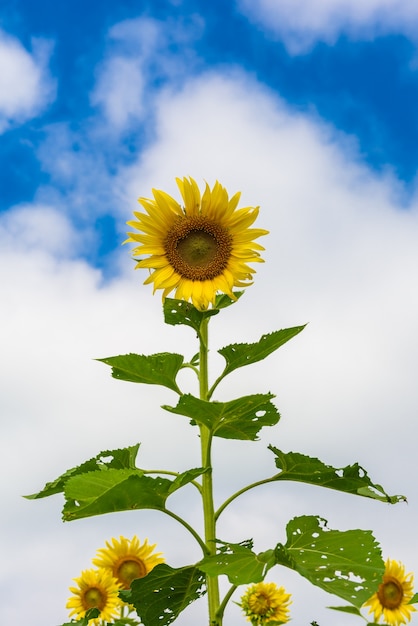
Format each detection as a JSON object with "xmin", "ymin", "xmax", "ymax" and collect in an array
[
  {"xmin": 163, "ymin": 508, "xmax": 208, "ymax": 554},
  {"xmin": 207, "ymin": 370, "xmax": 226, "ymax": 400},
  {"xmin": 217, "ymin": 584, "xmax": 238, "ymax": 622},
  {"xmin": 199, "ymin": 316, "xmax": 221, "ymax": 626},
  {"xmin": 215, "ymin": 475, "xmax": 279, "ymax": 520}
]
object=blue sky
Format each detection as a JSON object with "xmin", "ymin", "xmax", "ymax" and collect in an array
[
  {"xmin": 2, "ymin": 2, "xmax": 418, "ymax": 626},
  {"xmin": 2, "ymin": 0, "xmax": 418, "ymax": 270}
]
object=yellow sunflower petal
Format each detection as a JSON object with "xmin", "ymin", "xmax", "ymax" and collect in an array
[{"xmin": 125, "ymin": 177, "xmax": 268, "ymax": 309}]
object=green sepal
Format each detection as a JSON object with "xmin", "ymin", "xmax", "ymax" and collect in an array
[
  {"xmin": 163, "ymin": 393, "xmax": 280, "ymax": 440},
  {"xmin": 96, "ymin": 352, "xmax": 184, "ymax": 394},
  {"xmin": 198, "ymin": 541, "xmax": 273, "ymax": 585},
  {"xmin": 327, "ymin": 605, "xmax": 362, "ymax": 615},
  {"xmin": 218, "ymin": 325, "xmax": 306, "ymax": 378},
  {"xmin": 163, "ymin": 293, "xmax": 243, "ymax": 333},
  {"xmin": 275, "ymin": 515, "xmax": 384, "ymax": 607},
  {"xmin": 409, "ymin": 592, "xmax": 418, "ymax": 604},
  {"xmin": 62, "ymin": 466, "xmax": 205, "ymax": 521},
  {"xmin": 269, "ymin": 447, "xmax": 406, "ymax": 503},
  {"xmin": 121, "ymin": 563, "xmax": 206, "ymax": 626},
  {"xmin": 25, "ymin": 444, "xmax": 141, "ymax": 499}
]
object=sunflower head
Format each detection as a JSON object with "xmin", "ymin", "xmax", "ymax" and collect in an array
[
  {"xmin": 239, "ymin": 581, "xmax": 292, "ymax": 625},
  {"xmin": 125, "ymin": 176, "xmax": 269, "ymax": 310},
  {"xmin": 363, "ymin": 558, "xmax": 416, "ymax": 625},
  {"xmin": 92, "ymin": 535, "xmax": 164, "ymax": 589},
  {"xmin": 66, "ymin": 568, "xmax": 122, "ymax": 624}
]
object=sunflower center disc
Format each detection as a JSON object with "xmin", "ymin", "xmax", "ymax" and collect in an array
[
  {"xmin": 164, "ymin": 216, "xmax": 233, "ymax": 281},
  {"xmin": 118, "ymin": 558, "xmax": 147, "ymax": 586},
  {"xmin": 84, "ymin": 587, "xmax": 105, "ymax": 610},
  {"xmin": 378, "ymin": 579, "xmax": 403, "ymax": 609},
  {"xmin": 176, "ymin": 231, "xmax": 218, "ymax": 267}
]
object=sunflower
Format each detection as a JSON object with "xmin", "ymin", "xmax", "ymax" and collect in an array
[
  {"xmin": 363, "ymin": 559, "xmax": 416, "ymax": 625},
  {"xmin": 92, "ymin": 535, "xmax": 164, "ymax": 589},
  {"xmin": 66, "ymin": 568, "xmax": 122, "ymax": 624},
  {"xmin": 125, "ymin": 176, "xmax": 268, "ymax": 310},
  {"xmin": 239, "ymin": 581, "xmax": 292, "ymax": 625}
]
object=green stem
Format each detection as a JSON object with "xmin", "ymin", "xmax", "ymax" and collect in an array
[
  {"xmin": 163, "ymin": 508, "xmax": 208, "ymax": 554},
  {"xmin": 217, "ymin": 584, "xmax": 238, "ymax": 622},
  {"xmin": 199, "ymin": 316, "xmax": 221, "ymax": 626},
  {"xmin": 215, "ymin": 475, "xmax": 279, "ymax": 521}
]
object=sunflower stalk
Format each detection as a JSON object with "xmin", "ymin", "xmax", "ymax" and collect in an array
[{"xmin": 198, "ymin": 315, "xmax": 222, "ymax": 625}]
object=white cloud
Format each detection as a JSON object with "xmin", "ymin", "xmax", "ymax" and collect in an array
[
  {"xmin": 0, "ymin": 203, "xmax": 81, "ymax": 257},
  {"xmin": 236, "ymin": 0, "xmax": 418, "ymax": 53},
  {"xmin": 2, "ymin": 70, "xmax": 418, "ymax": 625},
  {"xmin": 90, "ymin": 16, "xmax": 203, "ymax": 133},
  {"xmin": 91, "ymin": 56, "xmax": 145, "ymax": 130},
  {"xmin": 0, "ymin": 30, "xmax": 56, "ymax": 131}
]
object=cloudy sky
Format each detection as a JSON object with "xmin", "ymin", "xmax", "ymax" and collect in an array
[{"xmin": 1, "ymin": 1, "xmax": 418, "ymax": 625}]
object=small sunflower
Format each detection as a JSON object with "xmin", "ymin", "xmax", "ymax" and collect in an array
[
  {"xmin": 125, "ymin": 176, "xmax": 268, "ymax": 310},
  {"xmin": 66, "ymin": 568, "xmax": 122, "ymax": 624},
  {"xmin": 363, "ymin": 558, "xmax": 416, "ymax": 625},
  {"xmin": 239, "ymin": 581, "xmax": 292, "ymax": 625},
  {"xmin": 92, "ymin": 535, "xmax": 164, "ymax": 589}
]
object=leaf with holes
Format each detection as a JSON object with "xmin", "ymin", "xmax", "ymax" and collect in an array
[
  {"xmin": 199, "ymin": 542, "xmax": 273, "ymax": 584},
  {"xmin": 274, "ymin": 516, "xmax": 384, "ymax": 607},
  {"xmin": 268, "ymin": 447, "xmax": 406, "ymax": 503},
  {"xmin": 121, "ymin": 564, "xmax": 206, "ymax": 626},
  {"xmin": 163, "ymin": 293, "xmax": 244, "ymax": 333},
  {"xmin": 163, "ymin": 393, "xmax": 280, "ymax": 440}
]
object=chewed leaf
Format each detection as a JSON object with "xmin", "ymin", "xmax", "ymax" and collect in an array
[
  {"xmin": 199, "ymin": 542, "xmax": 272, "ymax": 585},
  {"xmin": 97, "ymin": 352, "xmax": 184, "ymax": 393},
  {"xmin": 25, "ymin": 444, "xmax": 141, "ymax": 499},
  {"xmin": 122, "ymin": 564, "xmax": 206, "ymax": 626},
  {"xmin": 163, "ymin": 293, "xmax": 244, "ymax": 333},
  {"xmin": 218, "ymin": 326, "xmax": 306, "ymax": 378},
  {"xmin": 269, "ymin": 447, "xmax": 406, "ymax": 503},
  {"xmin": 163, "ymin": 393, "xmax": 280, "ymax": 440},
  {"xmin": 163, "ymin": 298, "xmax": 219, "ymax": 333},
  {"xmin": 275, "ymin": 515, "xmax": 384, "ymax": 607}
]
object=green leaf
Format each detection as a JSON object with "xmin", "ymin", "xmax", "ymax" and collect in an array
[
  {"xmin": 163, "ymin": 393, "xmax": 280, "ymax": 440},
  {"xmin": 163, "ymin": 293, "xmax": 244, "ymax": 333},
  {"xmin": 268, "ymin": 447, "xmax": 406, "ymax": 503},
  {"xmin": 96, "ymin": 353, "xmax": 184, "ymax": 393},
  {"xmin": 409, "ymin": 592, "xmax": 418, "ymax": 604},
  {"xmin": 218, "ymin": 325, "xmax": 306, "ymax": 378},
  {"xmin": 25, "ymin": 444, "xmax": 141, "ymax": 499},
  {"xmin": 327, "ymin": 605, "xmax": 362, "ymax": 615},
  {"xmin": 199, "ymin": 541, "xmax": 272, "ymax": 584},
  {"xmin": 214, "ymin": 291, "xmax": 244, "ymax": 309},
  {"xmin": 121, "ymin": 564, "xmax": 206, "ymax": 626},
  {"xmin": 275, "ymin": 516, "xmax": 384, "ymax": 607},
  {"xmin": 62, "ymin": 467, "xmax": 205, "ymax": 521},
  {"xmin": 163, "ymin": 298, "xmax": 219, "ymax": 333}
]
